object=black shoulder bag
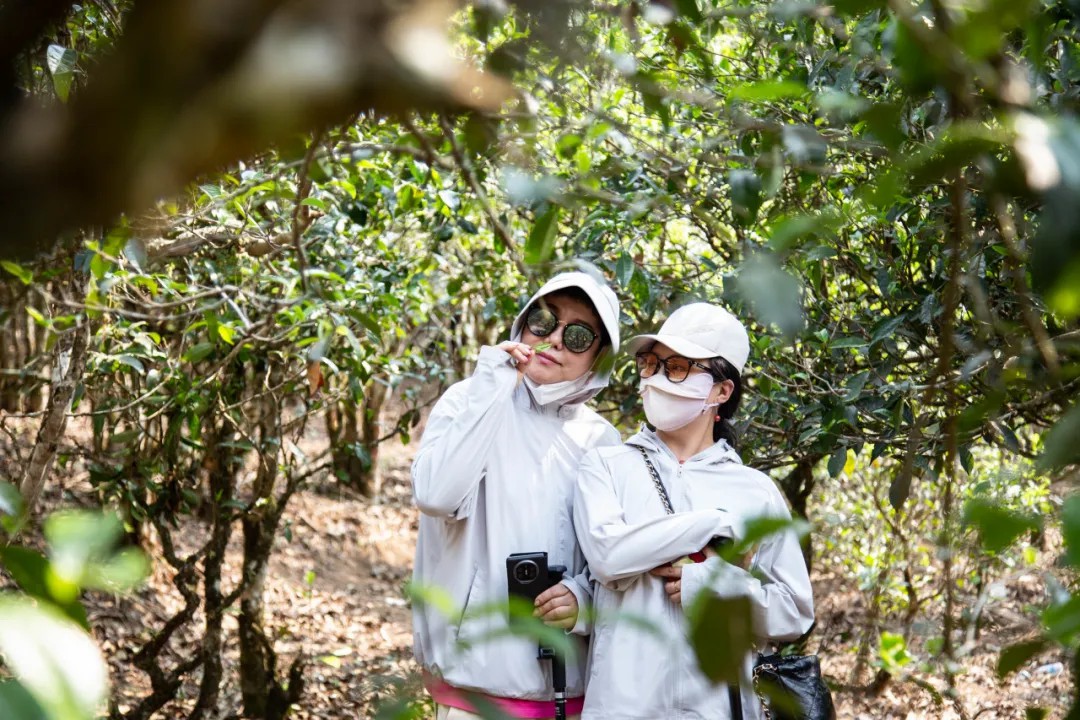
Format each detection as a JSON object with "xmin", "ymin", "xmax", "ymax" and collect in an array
[{"xmin": 634, "ymin": 445, "xmax": 835, "ymax": 720}]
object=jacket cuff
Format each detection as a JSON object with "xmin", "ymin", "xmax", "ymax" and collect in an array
[{"xmin": 561, "ymin": 577, "xmax": 592, "ymax": 636}]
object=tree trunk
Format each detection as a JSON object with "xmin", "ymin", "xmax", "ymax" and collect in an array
[
  {"xmin": 0, "ymin": 283, "xmax": 15, "ymax": 411},
  {"xmin": 238, "ymin": 397, "xmax": 281, "ymax": 718},
  {"xmin": 190, "ymin": 427, "xmax": 236, "ymax": 720},
  {"xmin": 238, "ymin": 376, "xmax": 303, "ymax": 719},
  {"xmin": 358, "ymin": 379, "xmax": 390, "ymax": 497},
  {"xmin": 330, "ymin": 379, "xmax": 389, "ymax": 497},
  {"xmin": 26, "ymin": 287, "xmax": 49, "ymax": 412},
  {"xmin": 776, "ymin": 455, "xmax": 821, "ymax": 572},
  {"xmin": 18, "ymin": 312, "xmax": 88, "ymax": 515}
]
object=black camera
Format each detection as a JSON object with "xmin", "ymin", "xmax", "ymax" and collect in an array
[{"xmin": 506, "ymin": 551, "xmax": 566, "ymax": 603}]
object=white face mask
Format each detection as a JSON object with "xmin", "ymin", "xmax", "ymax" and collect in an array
[
  {"xmin": 524, "ymin": 373, "xmax": 594, "ymax": 408},
  {"xmin": 639, "ymin": 372, "xmax": 719, "ymax": 432}
]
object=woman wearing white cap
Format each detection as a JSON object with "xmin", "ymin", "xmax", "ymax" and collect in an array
[
  {"xmin": 412, "ymin": 272, "xmax": 622, "ymax": 720},
  {"xmin": 573, "ymin": 303, "xmax": 814, "ymax": 719}
]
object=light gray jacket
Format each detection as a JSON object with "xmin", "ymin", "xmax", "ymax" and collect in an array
[
  {"xmin": 574, "ymin": 429, "xmax": 814, "ymax": 719},
  {"xmin": 411, "ymin": 273, "xmax": 621, "ymax": 701}
]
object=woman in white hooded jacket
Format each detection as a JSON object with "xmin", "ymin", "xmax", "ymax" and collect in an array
[
  {"xmin": 412, "ymin": 272, "xmax": 622, "ymax": 720},
  {"xmin": 573, "ymin": 302, "xmax": 815, "ymax": 720}
]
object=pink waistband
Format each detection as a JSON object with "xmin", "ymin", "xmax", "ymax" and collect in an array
[{"xmin": 424, "ymin": 672, "xmax": 585, "ymax": 719}]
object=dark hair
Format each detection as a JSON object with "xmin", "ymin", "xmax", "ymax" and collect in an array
[
  {"xmin": 533, "ymin": 287, "xmax": 611, "ymax": 352},
  {"xmin": 707, "ymin": 357, "xmax": 743, "ymax": 447}
]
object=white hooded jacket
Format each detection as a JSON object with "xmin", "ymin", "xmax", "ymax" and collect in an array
[
  {"xmin": 573, "ymin": 428, "xmax": 814, "ymax": 720},
  {"xmin": 412, "ymin": 272, "xmax": 622, "ymax": 702}
]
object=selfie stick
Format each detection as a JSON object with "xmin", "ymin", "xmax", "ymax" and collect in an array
[
  {"xmin": 540, "ymin": 564, "xmax": 568, "ymax": 720},
  {"xmin": 538, "ymin": 645, "xmax": 567, "ymax": 720}
]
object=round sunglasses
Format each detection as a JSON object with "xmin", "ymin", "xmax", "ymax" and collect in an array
[
  {"xmin": 635, "ymin": 351, "xmax": 712, "ymax": 383},
  {"xmin": 526, "ymin": 306, "xmax": 599, "ymax": 353}
]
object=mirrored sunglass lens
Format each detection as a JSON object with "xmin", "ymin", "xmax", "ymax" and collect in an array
[
  {"xmin": 666, "ymin": 357, "xmax": 691, "ymax": 381},
  {"xmin": 564, "ymin": 325, "xmax": 595, "ymax": 352},
  {"xmin": 527, "ymin": 307, "xmax": 557, "ymax": 335}
]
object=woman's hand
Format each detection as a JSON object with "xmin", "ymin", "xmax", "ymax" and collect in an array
[
  {"xmin": 649, "ymin": 564, "xmax": 684, "ymax": 605},
  {"xmin": 495, "ymin": 341, "xmax": 535, "ymax": 378},
  {"xmin": 534, "ymin": 583, "xmax": 579, "ymax": 629}
]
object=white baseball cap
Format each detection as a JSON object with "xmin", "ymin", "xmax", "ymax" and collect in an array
[{"xmin": 625, "ymin": 302, "xmax": 750, "ymax": 374}]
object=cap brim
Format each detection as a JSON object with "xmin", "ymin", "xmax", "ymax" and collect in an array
[{"xmin": 625, "ymin": 333, "xmax": 716, "ymax": 359}]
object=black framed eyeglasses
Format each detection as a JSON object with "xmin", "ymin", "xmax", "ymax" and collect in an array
[
  {"xmin": 526, "ymin": 306, "xmax": 599, "ymax": 354},
  {"xmin": 635, "ymin": 351, "xmax": 712, "ymax": 383}
]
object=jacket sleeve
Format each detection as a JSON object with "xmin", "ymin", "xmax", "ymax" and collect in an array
[
  {"xmin": 574, "ymin": 449, "xmax": 739, "ymax": 590},
  {"xmin": 561, "ymin": 572, "xmax": 592, "ymax": 636},
  {"xmin": 411, "ymin": 346, "xmax": 519, "ymax": 519},
  {"xmin": 564, "ymin": 423, "xmax": 621, "ymax": 635},
  {"xmin": 680, "ymin": 499, "xmax": 814, "ymax": 643}
]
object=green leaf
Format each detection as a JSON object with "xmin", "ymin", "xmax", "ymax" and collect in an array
[
  {"xmin": 181, "ymin": 342, "xmax": 215, "ymax": 364},
  {"xmin": 115, "ymin": 355, "xmax": 145, "ymax": 374},
  {"xmin": 889, "ymin": 469, "xmax": 912, "ymax": 511},
  {"xmin": 46, "ymin": 45, "xmax": 77, "ymax": 102},
  {"xmin": 728, "ymin": 170, "xmax": 762, "ymax": 226},
  {"xmin": 736, "ymin": 516, "xmax": 810, "ymax": 554},
  {"xmin": 616, "ymin": 252, "xmax": 635, "ymax": 287},
  {"xmin": 878, "ymin": 631, "xmax": 913, "ymax": 670},
  {"xmin": 829, "ymin": 444, "xmax": 846, "ymax": 479},
  {"xmin": 1061, "ymin": 495, "xmax": 1080, "ymax": 569},
  {"xmin": 86, "ymin": 547, "xmax": 150, "ymax": 594},
  {"xmin": 524, "ymin": 205, "xmax": 561, "ymax": 265},
  {"xmin": 673, "ymin": 0, "xmax": 703, "ymax": 23},
  {"xmin": 730, "ymin": 81, "xmax": 808, "ymax": 103},
  {"xmin": 0, "ymin": 547, "xmax": 89, "ymax": 629},
  {"xmin": 1043, "ymin": 596, "xmax": 1080, "ymax": 642},
  {"xmin": 44, "ymin": 512, "xmax": 123, "ymax": 589},
  {"xmin": 556, "ymin": 133, "xmax": 583, "ymax": 159},
  {"xmin": 830, "ymin": 336, "xmax": 867, "ymax": 349},
  {"xmin": 0, "ymin": 548, "xmax": 51, "ymax": 600},
  {"xmin": 734, "ymin": 254, "xmax": 804, "ymax": 340},
  {"xmin": 962, "ymin": 498, "xmax": 1041, "ymax": 554},
  {"xmin": 0, "ymin": 595, "xmax": 109, "ymax": 720},
  {"xmin": 997, "ymin": 638, "xmax": 1050, "ymax": 678},
  {"xmin": 1, "ymin": 261, "xmax": 33, "ymax": 285},
  {"xmin": 0, "ymin": 680, "xmax": 48, "ymax": 720},
  {"xmin": 0, "ymin": 481, "xmax": 25, "ymax": 535},
  {"xmin": 1038, "ymin": 402, "xmax": 1080, "ymax": 472},
  {"xmin": 830, "ymin": 0, "xmax": 886, "ymax": 15},
  {"xmin": 688, "ymin": 594, "xmax": 754, "ymax": 685}
]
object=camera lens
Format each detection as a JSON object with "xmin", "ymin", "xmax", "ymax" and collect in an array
[{"xmin": 513, "ymin": 560, "xmax": 539, "ymax": 584}]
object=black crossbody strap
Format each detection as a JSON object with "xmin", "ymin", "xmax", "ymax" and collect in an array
[{"xmin": 634, "ymin": 445, "xmax": 675, "ymax": 515}]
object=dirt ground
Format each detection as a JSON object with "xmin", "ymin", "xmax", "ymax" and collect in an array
[{"xmin": 22, "ymin": 434, "xmax": 1074, "ymax": 719}]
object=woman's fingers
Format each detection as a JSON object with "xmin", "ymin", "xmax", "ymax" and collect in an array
[
  {"xmin": 534, "ymin": 582, "xmax": 571, "ymax": 607},
  {"xmin": 664, "ymin": 579, "xmax": 681, "ymax": 605},
  {"xmin": 495, "ymin": 341, "xmax": 534, "ymax": 369},
  {"xmin": 649, "ymin": 564, "xmax": 682, "ymax": 579},
  {"xmin": 535, "ymin": 583, "xmax": 578, "ymax": 626}
]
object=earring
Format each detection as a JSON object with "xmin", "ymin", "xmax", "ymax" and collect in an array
[{"xmin": 714, "ymin": 414, "xmax": 721, "ymax": 422}]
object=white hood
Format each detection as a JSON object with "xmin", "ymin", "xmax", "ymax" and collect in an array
[
  {"xmin": 508, "ymin": 271, "xmax": 621, "ymax": 409},
  {"xmin": 410, "ymin": 273, "xmax": 624, "ymax": 702}
]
